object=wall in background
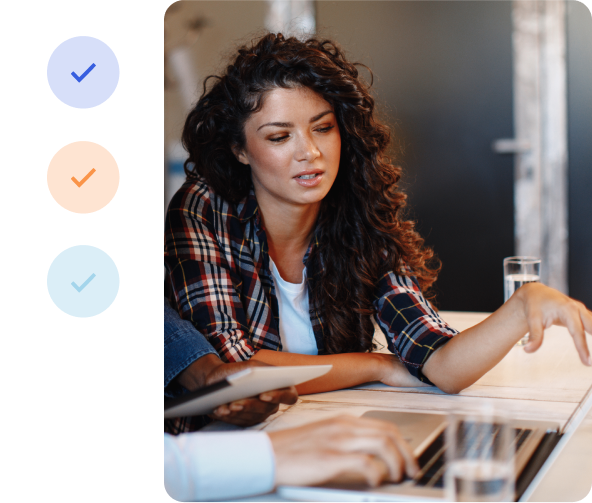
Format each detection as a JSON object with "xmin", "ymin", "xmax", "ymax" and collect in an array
[
  {"xmin": 567, "ymin": 1, "xmax": 592, "ymax": 308},
  {"xmin": 165, "ymin": 1, "xmax": 268, "ymax": 147},
  {"xmin": 164, "ymin": 0, "xmax": 592, "ymax": 311},
  {"xmin": 164, "ymin": 2, "xmax": 268, "ymax": 206},
  {"xmin": 316, "ymin": 1, "xmax": 515, "ymax": 312}
]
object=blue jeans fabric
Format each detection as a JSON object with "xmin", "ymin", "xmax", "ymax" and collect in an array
[{"xmin": 164, "ymin": 297, "xmax": 217, "ymax": 397}]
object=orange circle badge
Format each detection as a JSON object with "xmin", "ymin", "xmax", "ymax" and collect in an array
[{"xmin": 47, "ymin": 141, "xmax": 119, "ymax": 213}]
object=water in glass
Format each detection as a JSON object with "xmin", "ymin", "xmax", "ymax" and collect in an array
[
  {"xmin": 447, "ymin": 459, "xmax": 513, "ymax": 502},
  {"xmin": 504, "ymin": 273, "xmax": 540, "ymax": 303}
]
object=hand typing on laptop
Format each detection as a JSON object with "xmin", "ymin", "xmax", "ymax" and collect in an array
[
  {"xmin": 165, "ymin": 301, "xmax": 421, "ymax": 499},
  {"xmin": 268, "ymin": 415, "xmax": 419, "ymax": 487},
  {"xmin": 165, "ymin": 414, "xmax": 420, "ymax": 500}
]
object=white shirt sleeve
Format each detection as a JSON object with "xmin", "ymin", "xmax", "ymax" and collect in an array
[{"xmin": 164, "ymin": 431, "xmax": 276, "ymax": 501}]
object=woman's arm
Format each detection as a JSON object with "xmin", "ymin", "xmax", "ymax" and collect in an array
[
  {"xmin": 165, "ymin": 182, "xmax": 257, "ymax": 363},
  {"xmin": 257, "ymin": 283, "xmax": 592, "ymax": 396},
  {"xmin": 251, "ymin": 350, "xmax": 428, "ymax": 394},
  {"xmin": 422, "ymin": 283, "xmax": 592, "ymax": 394}
]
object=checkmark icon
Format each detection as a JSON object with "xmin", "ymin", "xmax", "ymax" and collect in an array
[
  {"xmin": 71, "ymin": 63, "xmax": 96, "ymax": 82},
  {"xmin": 71, "ymin": 273, "xmax": 96, "ymax": 292},
  {"xmin": 71, "ymin": 168, "xmax": 96, "ymax": 188}
]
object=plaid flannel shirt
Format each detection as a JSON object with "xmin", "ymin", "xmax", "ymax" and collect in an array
[{"xmin": 165, "ymin": 176, "xmax": 458, "ymax": 386}]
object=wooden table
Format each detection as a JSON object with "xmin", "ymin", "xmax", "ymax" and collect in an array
[{"xmin": 222, "ymin": 312, "xmax": 592, "ymax": 501}]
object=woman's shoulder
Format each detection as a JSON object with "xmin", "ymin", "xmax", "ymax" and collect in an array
[
  {"xmin": 169, "ymin": 175, "xmax": 211, "ymax": 207},
  {"xmin": 167, "ymin": 175, "xmax": 244, "ymax": 225}
]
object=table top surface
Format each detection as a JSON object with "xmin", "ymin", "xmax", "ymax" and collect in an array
[{"xmin": 218, "ymin": 312, "xmax": 592, "ymax": 502}]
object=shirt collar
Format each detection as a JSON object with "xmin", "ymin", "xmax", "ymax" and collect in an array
[{"xmin": 237, "ymin": 186, "xmax": 259, "ymax": 223}]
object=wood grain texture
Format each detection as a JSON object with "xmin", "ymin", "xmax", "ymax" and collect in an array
[
  {"xmin": 296, "ymin": 390, "xmax": 574, "ymax": 417},
  {"xmin": 511, "ymin": 0, "xmax": 568, "ymax": 292},
  {"xmin": 513, "ymin": 0, "xmax": 543, "ymax": 261}
]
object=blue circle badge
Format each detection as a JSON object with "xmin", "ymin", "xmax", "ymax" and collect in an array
[
  {"xmin": 47, "ymin": 245, "xmax": 119, "ymax": 317},
  {"xmin": 47, "ymin": 36, "xmax": 119, "ymax": 108}
]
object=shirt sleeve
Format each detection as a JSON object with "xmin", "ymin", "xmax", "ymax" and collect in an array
[
  {"xmin": 164, "ymin": 297, "xmax": 218, "ymax": 397},
  {"xmin": 374, "ymin": 269, "xmax": 459, "ymax": 385},
  {"xmin": 165, "ymin": 183, "xmax": 255, "ymax": 363},
  {"xmin": 164, "ymin": 431, "xmax": 275, "ymax": 501}
]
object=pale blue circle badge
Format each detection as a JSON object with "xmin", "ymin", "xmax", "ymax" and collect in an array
[
  {"xmin": 48, "ymin": 245, "xmax": 119, "ymax": 317},
  {"xmin": 47, "ymin": 36, "xmax": 119, "ymax": 108}
]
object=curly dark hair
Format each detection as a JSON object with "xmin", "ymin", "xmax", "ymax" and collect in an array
[{"xmin": 181, "ymin": 33, "xmax": 440, "ymax": 355}]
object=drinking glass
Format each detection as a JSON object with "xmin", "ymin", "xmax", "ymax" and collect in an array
[
  {"xmin": 445, "ymin": 411, "xmax": 515, "ymax": 502},
  {"xmin": 503, "ymin": 256, "xmax": 541, "ymax": 346}
]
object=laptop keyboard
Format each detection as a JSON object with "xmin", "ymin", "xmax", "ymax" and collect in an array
[
  {"xmin": 414, "ymin": 426, "xmax": 533, "ymax": 489},
  {"xmin": 415, "ymin": 430, "xmax": 446, "ymax": 488}
]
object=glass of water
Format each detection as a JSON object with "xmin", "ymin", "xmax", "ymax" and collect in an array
[
  {"xmin": 503, "ymin": 256, "xmax": 541, "ymax": 346},
  {"xmin": 445, "ymin": 411, "xmax": 515, "ymax": 502}
]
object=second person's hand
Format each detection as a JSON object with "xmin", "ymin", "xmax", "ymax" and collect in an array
[
  {"xmin": 179, "ymin": 353, "xmax": 298, "ymax": 427},
  {"xmin": 268, "ymin": 415, "xmax": 419, "ymax": 487},
  {"xmin": 210, "ymin": 385, "xmax": 298, "ymax": 426}
]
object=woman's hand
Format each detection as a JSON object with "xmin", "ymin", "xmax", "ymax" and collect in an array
[
  {"xmin": 268, "ymin": 415, "xmax": 419, "ymax": 487},
  {"xmin": 252, "ymin": 350, "xmax": 428, "ymax": 394},
  {"xmin": 423, "ymin": 283, "xmax": 592, "ymax": 395},
  {"xmin": 374, "ymin": 354, "xmax": 430, "ymax": 388},
  {"xmin": 515, "ymin": 282, "xmax": 592, "ymax": 365}
]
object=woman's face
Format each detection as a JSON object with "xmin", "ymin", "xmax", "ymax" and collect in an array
[{"xmin": 235, "ymin": 86, "xmax": 341, "ymax": 211}]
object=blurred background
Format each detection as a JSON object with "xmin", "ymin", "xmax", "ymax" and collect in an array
[{"xmin": 164, "ymin": 0, "xmax": 592, "ymax": 313}]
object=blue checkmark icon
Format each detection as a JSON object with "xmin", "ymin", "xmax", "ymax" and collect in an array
[
  {"xmin": 71, "ymin": 63, "xmax": 96, "ymax": 82},
  {"xmin": 49, "ymin": 37, "xmax": 119, "ymax": 108},
  {"xmin": 71, "ymin": 273, "xmax": 96, "ymax": 292},
  {"xmin": 48, "ymin": 246, "xmax": 119, "ymax": 317}
]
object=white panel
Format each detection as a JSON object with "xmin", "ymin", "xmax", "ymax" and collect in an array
[
  {"xmin": 265, "ymin": 0, "xmax": 316, "ymax": 37},
  {"xmin": 511, "ymin": 0, "xmax": 568, "ymax": 292}
]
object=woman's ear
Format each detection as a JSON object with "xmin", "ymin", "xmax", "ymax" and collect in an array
[{"xmin": 232, "ymin": 145, "xmax": 249, "ymax": 165}]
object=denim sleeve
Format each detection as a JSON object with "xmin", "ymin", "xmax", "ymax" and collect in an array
[{"xmin": 164, "ymin": 297, "xmax": 218, "ymax": 397}]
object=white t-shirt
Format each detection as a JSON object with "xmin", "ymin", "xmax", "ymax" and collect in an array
[{"xmin": 269, "ymin": 257, "xmax": 318, "ymax": 355}]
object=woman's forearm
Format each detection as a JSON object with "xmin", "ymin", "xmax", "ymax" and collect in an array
[
  {"xmin": 251, "ymin": 350, "xmax": 414, "ymax": 394},
  {"xmin": 422, "ymin": 292, "xmax": 529, "ymax": 394}
]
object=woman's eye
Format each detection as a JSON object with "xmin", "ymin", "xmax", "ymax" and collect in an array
[
  {"xmin": 316, "ymin": 125, "xmax": 335, "ymax": 133},
  {"xmin": 269, "ymin": 135, "xmax": 290, "ymax": 143}
]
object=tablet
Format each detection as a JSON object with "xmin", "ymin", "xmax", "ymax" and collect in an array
[{"xmin": 164, "ymin": 364, "xmax": 332, "ymax": 418}]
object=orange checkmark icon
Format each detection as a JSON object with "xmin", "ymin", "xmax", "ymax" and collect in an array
[{"xmin": 71, "ymin": 168, "xmax": 96, "ymax": 187}]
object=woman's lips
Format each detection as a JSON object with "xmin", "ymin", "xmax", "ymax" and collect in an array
[{"xmin": 293, "ymin": 172, "xmax": 324, "ymax": 187}]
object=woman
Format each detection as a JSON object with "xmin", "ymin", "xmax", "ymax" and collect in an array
[{"xmin": 165, "ymin": 33, "xmax": 591, "ymax": 426}]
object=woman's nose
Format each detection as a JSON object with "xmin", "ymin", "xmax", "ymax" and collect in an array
[{"xmin": 295, "ymin": 134, "xmax": 321, "ymax": 163}]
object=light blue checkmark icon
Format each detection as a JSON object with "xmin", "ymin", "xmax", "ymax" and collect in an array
[
  {"xmin": 71, "ymin": 273, "xmax": 96, "ymax": 292},
  {"xmin": 71, "ymin": 63, "xmax": 96, "ymax": 82},
  {"xmin": 48, "ymin": 246, "xmax": 119, "ymax": 317}
]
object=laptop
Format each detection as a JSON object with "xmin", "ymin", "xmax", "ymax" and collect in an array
[{"xmin": 278, "ymin": 382, "xmax": 592, "ymax": 502}]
